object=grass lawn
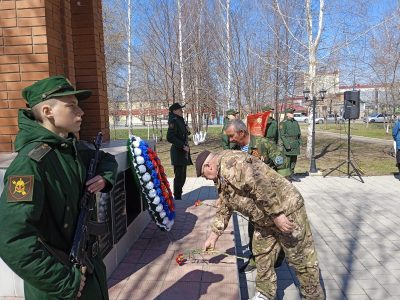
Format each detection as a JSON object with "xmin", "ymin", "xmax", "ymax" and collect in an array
[
  {"xmin": 111, "ymin": 125, "xmax": 397, "ymax": 178},
  {"xmin": 311, "ymin": 122, "xmax": 393, "ymax": 140}
]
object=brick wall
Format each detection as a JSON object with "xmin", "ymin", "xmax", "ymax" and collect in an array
[
  {"xmin": 71, "ymin": 0, "xmax": 110, "ymax": 142},
  {"xmin": 0, "ymin": 0, "xmax": 109, "ymax": 152}
]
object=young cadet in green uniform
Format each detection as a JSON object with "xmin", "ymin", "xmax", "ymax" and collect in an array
[
  {"xmin": 224, "ymin": 119, "xmax": 289, "ymax": 273},
  {"xmin": 167, "ymin": 103, "xmax": 192, "ymax": 200},
  {"xmin": 262, "ymin": 106, "xmax": 278, "ymax": 144},
  {"xmin": 280, "ymin": 108, "xmax": 301, "ymax": 182},
  {"xmin": 221, "ymin": 109, "xmax": 240, "ymax": 150},
  {"xmin": 0, "ymin": 76, "xmax": 118, "ymax": 300}
]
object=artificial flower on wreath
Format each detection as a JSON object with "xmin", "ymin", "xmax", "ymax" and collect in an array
[{"xmin": 128, "ymin": 136, "xmax": 175, "ymax": 231}]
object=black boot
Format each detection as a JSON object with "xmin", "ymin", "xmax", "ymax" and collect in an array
[{"xmin": 289, "ymin": 175, "xmax": 300, "ymax": 182}]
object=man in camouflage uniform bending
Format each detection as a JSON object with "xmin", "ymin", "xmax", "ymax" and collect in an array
[
  {"xmin": 196, "ymin": 150, "xmax": 324, "ymax": 300},
  {"xmin": 224, "ymin": 119, "xmax": 290, "ymax": 273}
]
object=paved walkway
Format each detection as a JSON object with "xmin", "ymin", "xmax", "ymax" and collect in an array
[
  {"xmin": 2, "ymin": 175, "xmax": 400, "ymax": 299},
  {"xmin": 108, "ymin": 177, "xmax": 240, "ymax": 300},
  {"xmin": 314, "ymin": 130, "xmax": 393, "ymax": 146},
  {"xmin": 237, "ymin": 174, "xmax": 400, "ymax": 300},
  {"xmin": 107, "ymin": 175, "xmax": 400, "ymax": 300}
]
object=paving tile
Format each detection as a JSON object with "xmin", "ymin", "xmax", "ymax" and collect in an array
[
  {"xmin": 130, "ymin": 238, "xmax": 150, "ymax": 250},
  {"xmin": 107, "ymin": 278, "xmax": 128, "ymax": 300},
  {"xmin": 373, "ymin": 274, "xmax": 399, "ymax": 285},
  {"xmin": 382, "ymin": 284, "xmax": 400, "ymax": 296},
  {"xmin": 277, "ymin": 288, "xmax": 301, "ymax": 300},
  {"xmin": 156, "ymin": 281, "xmax": 201, "ymax": 300},
  {"xmin": 345, "ymin": 295, "xmax": 370, "ymax": 300},
  {"xmin": 321, "ymin": 279, "xmax": 341, "ymax": 290},
  {"xmin": 109, "ymin": 262, "xmax": 137, "ymax": 281},
  {"xmin": 199, "ymin": 282, "xmax": 240, "ymax": 300},
  {"xmin": 138, "ymin": 249, "xmax": 175, "ymax": 265},
  {"xmin": 164, "ymin": 265, "xmax": 203, "ymax": 282},
  {"xmin": 118, "ymin": 280, "xmax": 163, "ymax": 300},
  {"xmin": 323, "ymin": 289, "xmax": 346, "ymax": 299},
  {"xmin": 356, "ymin": 279, "xmax": 382, "ymax": 290},
  {"xmin": 364, "ymin": 288, "xmax": 393, "ymax": 300},
  {"xmin": 121, "ymin": 249, "xmax": 144, "ymax": 264},
  {"xmin": 105, "ymin": 176, "xmax": 400, "ymax": 299},
  {"xmin": 123, "ymin": 263, "xmax": 169, "ymax": 282},
  {"xmin": 202, "ymin": 265, "xmax": 238, "ymax": 284}
]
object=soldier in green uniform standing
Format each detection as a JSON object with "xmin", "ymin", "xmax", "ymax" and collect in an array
[
  {"xmin": 221, "ymin": 109, "xmax": 240, "ymax": 150},
  {"xmin": 224, "ymin": 119, "xmax": 290, "ymax": 273},
  {"xmin": 167, "ymin": 103, "xmax": 193, "ymax": 200},
  {"xmin": 280, "ymin": 108, "xmax": 301, "ymax": 182},
  {"xmin": 262, "ymin": 106, "xmax": 278, "ymax": 144},
  {"xmin": 0, "ymin": 76, "xmax": 118, "ymax": 300}
]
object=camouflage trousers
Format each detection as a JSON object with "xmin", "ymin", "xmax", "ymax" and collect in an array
[{"xmin": 252, "ymin": 206, "xmax": 324, "ymax": 300}]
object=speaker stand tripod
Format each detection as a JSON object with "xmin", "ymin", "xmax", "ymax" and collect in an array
[{"xmin": 324, "ymin": 119, "xmax": 364, "ymax": 183}]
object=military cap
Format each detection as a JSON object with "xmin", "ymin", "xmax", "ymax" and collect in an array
[
  {"xmin": 22, "ymin": 75, "xmax": 91, "ymax": 108},
  {"xmin": 285, "ymin": 108, "xmax": 295, "ymax": 113},
  {"xmin": 226, "ymin": 109, "xmax": 239, "ymax": 116},
  {"xmin": 262, "ymin": 105, "xmax": 274, "ymax": 112},
  {"xmin": 169, "ymin": 103, "xmax": 185, "ymax": 112},
  {"xmin": 196, "ymin": 150, "xmax": 211, "ymax": 177}
]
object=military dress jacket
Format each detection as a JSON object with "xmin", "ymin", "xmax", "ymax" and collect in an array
[
  {"xmin": 265, "ymin": 118, "xmax": 278, "ymax": 144},
  {"xmin": 210, "ymin": 151, "xmax": 304, "ymax": 236},
  {"xmin": 248, "ymin": 136, "xmax": 291, "ymax": 177},
  {"xmin": 167, "ymin": 112, "xmax": 193, "ymax": 166},
  {"xmin": 280, "ymin": 118, "xmax": 301, "ymax": 156},
  {"xmin": 0, "ymin": 110, "xmax": 118, "ymax": 300}
]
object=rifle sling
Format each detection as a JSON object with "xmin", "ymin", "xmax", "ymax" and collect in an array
[{"xmin": 38, "ymin": 237, "xmax": 72, "ymax": 267}]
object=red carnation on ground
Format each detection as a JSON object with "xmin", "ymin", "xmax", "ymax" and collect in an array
[{"xmin": 175, "ymin": 254, "xmax": 186, "ymax": 266}]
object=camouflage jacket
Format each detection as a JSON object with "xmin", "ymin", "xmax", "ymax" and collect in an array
[
  {"xmin": 211, "ymin": 150, "xmax": 304, "ymax": 236},
  {"xmin": 248, "ymin": 135, "xmax": 291, "ymax": 177}
]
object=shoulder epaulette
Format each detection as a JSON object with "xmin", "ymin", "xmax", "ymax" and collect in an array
[{"xmin": 28, "ymin": 143, "xmax": 52, "ymax": 162}]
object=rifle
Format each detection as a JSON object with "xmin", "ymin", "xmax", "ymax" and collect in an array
[
  {"xmin": 184, "ymin": 114, "xmax": 190, "ymax": 160},
  {"xmin": 70, "ymin": 132, "xmax": 107, "ymax": 274}
]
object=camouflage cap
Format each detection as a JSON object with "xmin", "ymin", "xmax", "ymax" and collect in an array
[
  {"xmin": 196, "ymin": 150, "xmax": 211, "ymax": 177},
  {"xmin": 22, "ymin": 75, "xmax": 91, "ymax": 108},
  {"xmin": 285, "ymin": 108, "xmax": 295, "ymax": 113},
  {"xmin": 226, "ymin": 109, "xmax": 239, "ymax": 116},
  {"xmin": 262, "ymin": 105, "xmax": 274, "ymax": 112},
  {"xmin": 169, "ymin": 103, "xmax": 185, "ymax": 112}
]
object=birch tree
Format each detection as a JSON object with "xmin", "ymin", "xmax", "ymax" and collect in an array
[
  {"xmin": 304, "ymin": 0, "xmax": 325, "ymax": 159},
  {"xmin": 177, "ymin": 0, "xmax": 186, "ymax": 104},
  {"xmin": 226, "ymin": 0, "xmax": 232, "ymax": 110},
  {"xmin": 126, "ymin": 0, "xmax": 133, "ymax": 133}
]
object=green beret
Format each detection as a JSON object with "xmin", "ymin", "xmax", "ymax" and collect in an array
[
  {"xmin": 169, "ymin": 103, "xmax": 185, "ymax": 111},
  {"xmin": 22, "ymin": 75, "xmax": 91, "ymax": 108},
  {"xmin": 285, "ymin": 108, "xmax": 295, "ymax": 113},
  {"xmin": 226, "ymin": 109, "xmax": 239, "ymax": 116},
  {"xmin": 262, "ymin": 105, "xmax": 274, "ymax": 112}
]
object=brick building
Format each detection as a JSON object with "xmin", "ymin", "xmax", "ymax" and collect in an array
[{"xmin": 0, "ymin": 0, "xmax": 109, "ymax": 152}]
